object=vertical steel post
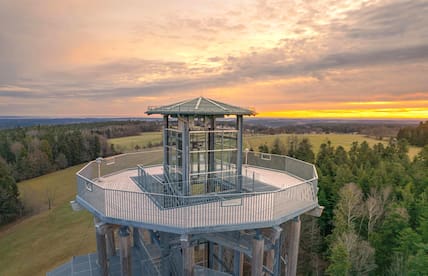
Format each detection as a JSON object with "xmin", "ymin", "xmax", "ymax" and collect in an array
[
  {"xmin": 236, "ymin": 115, "xmax": 243, "ymax": 192},
  {"xmin": 273, "ymin": 226, "xmax": 283, "ymax": 276},
  {"xmin": 182, "ymin": 118, "xmax": 190, "ymax": 195},
  {"xmin": 163, "ymin": 115, "xmax": 169, "ymax": 177},
  {"xmin": 133, "ymin": 227, "xmax": 140, "ymax": 248},
  {"xmin": 233, "ymin": 250, "xmax": 244, "ymax": 276},
  {"xmin": 208, "ymin": 116, "xmax": 215, "ymax": 193},
  {"xmin": 208, "ymin": 242, "xmax": 214, "ymax": 269},
  {"xmin": 218, "ymin": 245, "xmax": 223, "ymax": 272}
]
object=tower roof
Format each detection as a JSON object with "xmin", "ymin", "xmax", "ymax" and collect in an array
[{"xmin": 146, "ymin": 97, "xmax": 256, "ymax": 116}]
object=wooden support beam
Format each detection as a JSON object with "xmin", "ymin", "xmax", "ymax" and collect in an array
[
  {"xmin": 119, "ymin": 226, "xmax": 132, "ymax": 276},
  {"xmin": 251, "ymin": 232, "xmax": 264, "ymax": 276},
  {"xmin": 95, "ymin": 219, "xmax": 109, "ymax": 276},
  {"xmin": 181, "ymin": 234, "xmax": 194, "ymax": 276},
  {"xmin": 285, "ymin": 217, "xmax": 301, "ymax": 276}
]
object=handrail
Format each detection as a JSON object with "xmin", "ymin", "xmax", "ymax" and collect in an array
[
  {"xmin": 76, "ymin": 150, "xmax": 318, "ymax": 199},
  {"xmin": 80, "ymin": 175, "xmax": 316, "ymax": 199}
]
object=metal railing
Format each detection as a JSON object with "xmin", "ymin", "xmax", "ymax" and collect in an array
[{"xmin": 76, "ymin": 150, "xmax": 318, "ymax": 232}]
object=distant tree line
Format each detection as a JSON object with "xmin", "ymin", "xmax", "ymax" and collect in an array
[
  {"xmin": 241, "ymin": 120, "xmax": 407, "ymax": 138},
  {"xmin": 0, "ymin": 120, "xmax": 161, "ymax": 225},
  {"xmin": 397, "ymin": 121, "xmax": 428, "ymax": 147},
  {"xmin": 257, "ymin": 138, "xmax": 428, "ymax": 275}
]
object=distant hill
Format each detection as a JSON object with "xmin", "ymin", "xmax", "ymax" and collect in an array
[{"xmin": 0, "ymin": 117, "xmax": 160, "ymax": 129}]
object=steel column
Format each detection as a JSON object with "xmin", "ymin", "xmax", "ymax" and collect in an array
[
  {"xmin": 163, "ymin": 115, "xmax": 169, "ymax": 176},
  {"xmin": 236, "ymin": 115, "xmax": 243, "ymax": 192},
  {"xmin": 233, "ymin": 250, "xmax": 244, "ymax": 276},
  {"xmin": 181, "ymin": 118, "xmax": 190, "ymax": 195}
]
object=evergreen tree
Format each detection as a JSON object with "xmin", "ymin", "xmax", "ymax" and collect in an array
[{"xmin": 0, "ymin": 158, "xmax": 22, "ymax": 225}]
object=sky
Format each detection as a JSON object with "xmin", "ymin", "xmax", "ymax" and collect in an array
[{"xmin": 0, "ymin": 0, "xmax": 427, "ymax": 119}]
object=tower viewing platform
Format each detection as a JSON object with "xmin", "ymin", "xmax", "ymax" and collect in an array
[{"xmin": 49, "ymin": 97, "xmax": 322, "ymax": 276}]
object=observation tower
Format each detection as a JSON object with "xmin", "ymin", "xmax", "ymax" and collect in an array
[{"xmin": 48, "ymin": 97, "xmax": 322, "ymax": 276}]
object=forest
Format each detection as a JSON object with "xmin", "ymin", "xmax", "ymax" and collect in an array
[
  {"xmin": 257, "ymin": 136, "xmax": 427, "ymax": 275},
  {"xmin": 0, "ymin": 121, "xmax": 161, "ymax": 224},
  {"xmin": 397, "ymin": 121, "xmax": 428, "ymax": 147},
  {"xmin": 0, "ymin": 120, "xmax": 427, "ymax": 275}
]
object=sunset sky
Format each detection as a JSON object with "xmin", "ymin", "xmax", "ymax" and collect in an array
[{"xmin": 0, "ymin": 0, "xmax": 427, "ymax": 119}]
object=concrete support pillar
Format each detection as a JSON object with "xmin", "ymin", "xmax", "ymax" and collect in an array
[
  {"xmin": 119, "ymin": 226, "xmax": 132, "ymax": 276},
  {"xmin": 106, "ymin": 227, "xmax": 116, "ymax": 257},
  {"xmin": 160, "ymin": 232, "xmax": 171, "ymax": 276},
  {"xmin": 251, "ymin": 232, "xmax": 264, "ymax": 276},
  {"xmin": 95, "ymin": 220, "xmax": 108, "ymax": 276},
  {"xmin": 181, "ymin": 234, "xmax": 194, "ymax": 276},
  {"xmin": 285, "ymin": 217, "xmax": 301, "ymax": 276},
  {"xmin": 233, "ymin": 250, "xmax": 244, "ymax": 276},
  {"xmin": 133, "ymin": 227, "xmax": 140, "ymax": 248}
]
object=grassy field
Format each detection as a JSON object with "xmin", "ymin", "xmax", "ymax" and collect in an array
[
  {"xmin": 109, "ymin": 131, "xmax": 162, "ymax": 152},
  {"xmin": 244, "ymin": 133, "xmax": 421, "ymax": 159},
  {"xmin": 108, "ymin": 132, "xmax": 421, "ymax": 159},
  {"xmin": 0, "ymin": 165, "xmax": 96, "ymax": 276}
]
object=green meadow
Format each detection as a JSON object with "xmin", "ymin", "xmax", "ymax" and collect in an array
[
  {"xmin": 0, "ymin": 165, "xmax": 96, "ymax": 276},
  {"xmin": 244, "ymin": 133, "xmax": 421, "ymax": 159},
  {"xmin": 108, "ymin": 132, "xmax": 421, "ymax": 159},
  {"xmin": 109, "ymin": 131, "xmax": 162, "ymax": 152}
]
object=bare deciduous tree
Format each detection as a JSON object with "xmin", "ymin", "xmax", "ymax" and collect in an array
[
  {"xmin": 366, "ymin": 186, "xmax": 391, "ymax": 235},
  {"xmin": 334, "ymin": 183, "xmax": 364, "ymax": 232}
]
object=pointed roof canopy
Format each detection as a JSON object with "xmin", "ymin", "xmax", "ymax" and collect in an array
[{"xmin": 146, "ymin": 97, "xmax": 256, "ymax": 116}]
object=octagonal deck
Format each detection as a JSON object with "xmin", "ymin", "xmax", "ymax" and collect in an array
[{"xmin": 96, "ymin": 165, "xmax": 304, "ymax": 193}]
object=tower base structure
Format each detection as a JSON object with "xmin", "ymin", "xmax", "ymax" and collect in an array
[{"xmin": 48, "ymin": 216, "xmax": 312, "ymax": 276}]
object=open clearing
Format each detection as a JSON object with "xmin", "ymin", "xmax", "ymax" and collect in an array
[
  {"xmin": 244, "ymin": 133, "xmax": 421, "ymax": 159},
  {"xmin": 0, "ymin": 165, "xmax": 96, "ymax": 276},
  {"xmin": 109, "ymin": 131, "xmax": 162, "ymax": 152}
]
